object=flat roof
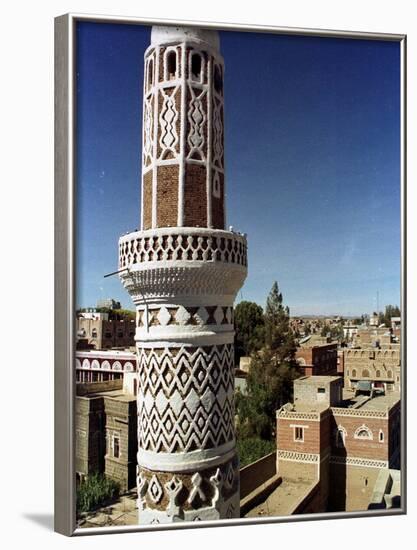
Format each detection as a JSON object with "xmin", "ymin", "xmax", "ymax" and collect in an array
[
  {"xmin": 86, "ymin": 389, "xmax": 136, "ymax": 402},
  {"xmin": 295, "ymin": 375, "xmax": 342, "ymax": 385},
  {"xmin": 338, "ymin": 389, "xmax": 400, "ymax": 411}
]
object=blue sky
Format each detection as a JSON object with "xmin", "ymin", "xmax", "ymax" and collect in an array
[{"xmin": 76, "ymin": 22, "xmax": 401, "ymax": 316}]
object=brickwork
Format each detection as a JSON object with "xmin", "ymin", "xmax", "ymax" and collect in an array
[
  {"xmin": 343, "ymin": 347, "xmax": 400, "ymax": 390},
  {"xmin": 75, "ymin": 396, "xmax": 105, "ymax": 478},
  {"xmin": 141, "ymin": 36, "xmax": 226, "ymax": 231},
  {"xmin": 277, "ymin": 416, "xmax": 323, "ymax": 455},
  {"xmin": 296, "ymin": 343, "xmax": 338, "ymax": 377},
  {"xmin": 211, "ymin": 172, "xmax": 225, "ymax": 229},
  {"xmin": 331, "ymin": 413, "xmax": 389, "ymax": 462},
  {"xmin": 183, "ymin": 164, "xmax": 207, "ymax": 226},
  {"xmin": 276, "ymin": 375, "xmax": 401, "ymax": 513},
  {"xmin": 104, "ymin": 397, "xmax": 137, "ymax": 491},
  {"xmin": 156, "ymin": 165, "xmax": 179, "ymax": 227},
  {"xmin": 77, "ymin": 317, "xmax": 136, "ymax": 350},
  {"xmin": 75, "ymin": 383, "xmax": 137, "ymax": 492},
  {"xmin": 142, "ymin": 172, "xmax": 153, "ymax": 230}
]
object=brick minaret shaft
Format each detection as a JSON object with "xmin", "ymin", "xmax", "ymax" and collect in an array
[
  {"xmin": 119, "ymin": 26, "xmax": 247, "ymax": 524},
  {"xmin": 141, "ymin": 26, "xmax": 225, "ymax": 231}
]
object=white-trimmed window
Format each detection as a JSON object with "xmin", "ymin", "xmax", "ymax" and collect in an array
[
  {"xmin": 111, "ymin": 433, "xmax": 121, "ymax": 459},
  {"xmin": 354, "ymin": 424, "xmax": 373, "ymax": 440},
  {"xmin": 146, "ymin": 57, "xmax": 154, "ymax": 91},
  {"xmin": 190, "ymin": 52, "xmax": 204, "ymax": 83},
  {"xmin": 294, "ymin": 426, "xmax": 304, "ymax": 442},
  {"xmin": 164, "ymin": 48, "xmax": 178, "ymax": 80}
]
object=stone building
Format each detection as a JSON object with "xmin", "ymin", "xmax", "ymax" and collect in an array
[
  {"xmin": 76, "ymin": 315, "xmax": 136, "ymax": 350},
  {"xmin": 75, "ymin": 380, "xmax": 137, "ymax": 492},
  {"xmin": 295, "ymin": 340, "xmax": 338, "ymax": 377},
  {"xmin": 75, "ymin": 349, "xmax": 137, "ymax": 387},
  {"xmin": 343, "ymin": 345, "xmax": 401, "ymax": 393},
  {"xmin": 118, "ymin": 26, "xmax": 247, "ymax": 523},
  {"xmin": 276, "ymin": 376, "xmax": 401, "ymax": 512},
  {"xmin": 97, "ymin": 298, "xmax": 121, "ymax": 310}
]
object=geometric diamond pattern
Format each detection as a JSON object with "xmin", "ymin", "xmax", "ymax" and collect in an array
[
  {"xmin": 136, "ymin": 305, "xmax": 234, "ymax": 328},
  {"xmin": 137, "ymin": 344, "xmax": 235, "ymax": 453}
]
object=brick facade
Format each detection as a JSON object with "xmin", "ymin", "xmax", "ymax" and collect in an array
[
  {"xmin": 76, "ymin": 317, "xmax": 136, "ymax": 350},
  {"xmin": 343, "ymin": 346, "xmax": 401, "ymax": 391},
  {"xmin": 276, "ymin": 376, "xmax": 401, "ymax": 512},
  {"xmin": 296, "ymin": 343, "xmax": 338, "ymax": 377},
  {"xmin": 75, "ymin": 381, "xmax": 137, "ymax": 492}
]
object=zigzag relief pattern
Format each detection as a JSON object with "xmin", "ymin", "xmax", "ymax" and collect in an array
[
  {"xmin": 187, "ymin": 86, "xmax": 207, "ymax": 161},
  {"xmin": 136, "ymin": 305, "xmax": 233, "ymax": 328},
  {"xmin": 159, "ymin": 87, "xmax": 180, "ymax": 158},
  {"xmin": 137, "ymin": 344, "xmax": 235, "ymax": 453},
  {"xmin": 143, "ymin": 95, "xmax": 154, "ymax": 167},
  {"xmin": 212, "ymin": 96, "xmax": 224, "ymax": 170}
]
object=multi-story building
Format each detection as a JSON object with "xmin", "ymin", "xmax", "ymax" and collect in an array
[
  {"xmin": 76, "ymin": 349, "xmax": 137, "ymax": 388},
  {"xmin": 97, "ymin": 298, "xmax": 121, "ymax": 310},
  {"xmin": 76, "ymin": 316, "xmax": 136, "ymax": 350},
  {"xmin": 75, "ymin": 379, "xmax": 137, "ymax": 492},
  {"xmin": 296, "ymin": 339, "xmax": 338, "ymax": 377},
  {"xmin": 276, "ymin": 376, "xmax": 401, "ymax": 512},
  {"xmin": 343, "ymin": 345, "xmax": 401, "ymax": 393}
]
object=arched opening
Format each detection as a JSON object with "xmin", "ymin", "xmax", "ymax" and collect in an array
[
  {"xmin": 166, "ymin": 50, "xmax": 177, "ymax": 80},
  {"xmin": 147, "ymin": 58, "xmax": 154, "ymax": 90},
  {"xmin": 362, "ymin": 369, "xmax": 370, "ymax": 378},
  {"xmin": 191, "ymin": 53, "xmax": 202, "ymax": 80}
]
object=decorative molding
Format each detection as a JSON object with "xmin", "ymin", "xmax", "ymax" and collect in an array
[
  {"xmin": 331, "ymin": 407, "xmax": 388, "ymax": 419},
  {"xmin": 277, "ymin": 450, "xmax": 320, "ymax": 463},
  {"xmin": 136, "ymin": 305, "xmax": 233, "ymax": 328},
  {"xmin": 119, "ymin": 228, "xmax": 247, "ymax": 269},
  {"xmin": 330, "ymin": 455, "xmax": 389, "ymax": 469},
  {"xmin": 277, "ymin": 410, "xmax": 321, "ymax": 421},
  {"xmin": 354, "ymin": 424, "xmax": 373, "ymax": 440}
]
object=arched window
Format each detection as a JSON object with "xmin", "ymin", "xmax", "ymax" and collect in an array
[
  {"xmin": 352, "ymin": 369, "xmax": 357, "ymax": 378},
  {"xmin": 214, "ymin": 64, "xmax": 223, "ymax": 93},
  {"xmin": 166, "ymin": 50, "xmax": 177, "ymax": 80},
  {"xmin": 387, "ymin": 370, "xmax": 393, "ymax": 378},
  {"xmin": 335, "ymin": 426, "xmax": 347, "ymax": 448},
  {"xmin": 376, "ymin": 370, "xmax": 381, "ymax": 378},
  {"xmin": 191, "ymin": 53, "xmax": 202, "ymax": 81},
  {"xmin": 362, "ymin": 369, "xmax": 370, "ymax": 378},
  {"xmin": 91, "ymin": 328, "xmax": 97, "ymax": 338},
  {"xmin": 354, "ymin": 424, "xmax": 373, "ymax": 440},
  {"xmin": 379, "ymin": 430, "xmax": 384, "ymax": 442},
  {"xmin": 147, "ymin": 58, "xmax": 154, "ymax": 90}
]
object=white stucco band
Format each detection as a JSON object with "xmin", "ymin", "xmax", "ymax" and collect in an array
[
  {"xmin": 151, "ymin": 26, "xmax": 220, "ymax": 52},
  {"xmin": 137, "ymin": 441, "xmax": 236, "ymax": 472}
]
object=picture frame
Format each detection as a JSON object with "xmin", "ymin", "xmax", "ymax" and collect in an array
[{"xmin": 54, "ymin": 13, "xmax": 406, "ymax": 536}]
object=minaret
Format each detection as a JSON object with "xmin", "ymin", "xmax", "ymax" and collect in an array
[{"xmin": 118, "ymin": 25, "xmax": 248, "ymax": 523}]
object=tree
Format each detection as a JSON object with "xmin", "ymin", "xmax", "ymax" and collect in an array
[
  {"xmin": 234, "ymin": 301, "xmax": 265, "ymax": 365},
  {"xmin": 236, "ymin": 282, "xmax": 300, "ymax": 440},
  {"xmin": 378, "ymin": 305, "xmax": 400, "ymax": 327},
  {"xmin": 264, "ymin": 281, "xmax": 297, "ymax": 362}
]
